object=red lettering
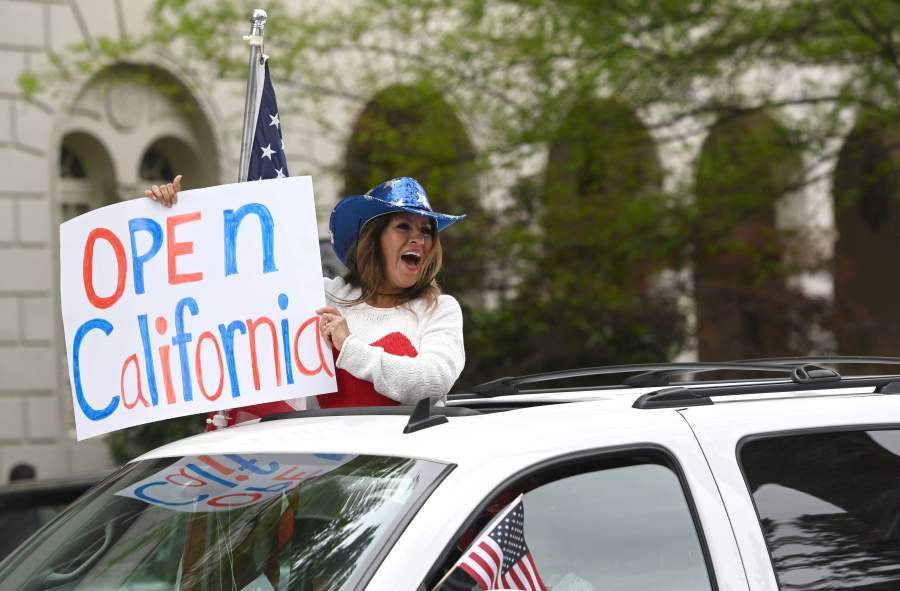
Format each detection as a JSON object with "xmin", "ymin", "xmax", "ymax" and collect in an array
[
  {"xmin": 120, "ymin": 353, "xmax": 149, "ymax": 409},
  {"xmin": 166, "ymin": 467, "xmax": 208, "ymax": 487},
  {"xmin": 195, "ymin": 331, "xmax": 224, "ymax": 401},
  {"xmin": 293, "ymin": 316, "xmax": 334, "ymax": 377},
  {"xmin": 273, "ymin": 467, "xmax": 307, "ymax": 482},
  {"xmin": 198, "ymin": 455, "xmax": 234, "ymax": 475},
  {"xmin": 207, "ymin": 492, "xmax": 262, "ymax": 508},
  {"xmin": 154, "ymin": 317, "xmax": 177, "ymax": 405},
  {"xmin": 83, "ymin": 227, "xmax": 126, "ymax": 309},
  {"xmin": 247, "ymin": 316, "xmax": 282, "ymax": 390},
  {"xmin": 166, "ymin": 212, "xmax": 203, "ymax": 285},
  {"xmin": 158, "ymin": 344, "xmax": 177, "ymax": 405}
]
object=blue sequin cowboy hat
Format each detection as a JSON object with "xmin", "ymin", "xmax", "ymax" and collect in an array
[{"xmin": 329, "ymin": 177, "xmax": 466, "ymax": 265}]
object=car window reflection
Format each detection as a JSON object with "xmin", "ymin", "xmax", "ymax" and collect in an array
[{"xmin": 742, "ymin": 429, "xmax": 900, "ymax": 589}]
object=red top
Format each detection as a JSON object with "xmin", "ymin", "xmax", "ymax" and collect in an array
[
  {"xmin": 318, "ymin": 332, "xmax": 419, "ymax": 408},
  {"xmin": 209, "ymin": 331, "xmax": 420, "ymax": 428}
]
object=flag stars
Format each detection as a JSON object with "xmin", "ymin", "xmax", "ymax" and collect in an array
[{"xmin": 247, "ymin": 66, "xmax": 289, "ymax": 180}]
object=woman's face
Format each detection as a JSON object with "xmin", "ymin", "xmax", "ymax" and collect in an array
[{"xmin": 379, "ymin": 213, "xmax": 434, "ymax": 291}]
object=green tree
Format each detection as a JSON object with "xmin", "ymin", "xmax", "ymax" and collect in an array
[{"xmin": 33, "ymin": 0, "xmax": 900, "ymax": 451}]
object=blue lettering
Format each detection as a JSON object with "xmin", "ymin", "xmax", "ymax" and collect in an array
[
  {"xmin": 128, "ymin": 218, "xmax": 163, "ymax": 295},
  {"xmin": 172, "ymin": 297, "xmax": 199, "ymax": 402},
  {"xmin": 134, "ymin": 481, "xmax": 208, "ymax": 507},
  {"xmin": 225, "ymin": 454, "xmax": 279, "ymax": 475},
  {"xmin": 223, "ymin": 203, "xmax": 278, "ymax": 276},
  {"xmin": 246, "ymin": 482, "xmax": 292, "ymax": 493},
  {"xmin": 218, "ymin": 320, "xmax": 247, "ymax": 398},
  {"xmin": 137, "ymin": 314, "xmax": 159, "ymax": 406},
  {"xmin": 278, "ymin": 293, "xmax": 293, "ymax": 385},
  {"xmin": 185, "ymin": 463, "xmax": 237, "ymax": 488},
  {"xmin": 72, "ymin": 319, "xmax": 119, "ymax": 421}
]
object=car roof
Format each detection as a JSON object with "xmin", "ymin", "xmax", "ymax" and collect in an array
[
  {"xmin": 137, "ymin": 397, "xmax": 646, "ymax": 465},
  {"xmin": 137, "ymin": 366, "xmax": 899, "ymax": 466}
]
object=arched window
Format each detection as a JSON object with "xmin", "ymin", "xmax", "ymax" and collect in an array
[
  {"xmin": 59, "ymin": 145, "xmax": 86, "ymax": 179},
  {"xmin": 342, "ymin": 84, "xmax": 484, "ymax": 300},
  {"xmin": 139, "ymin": 147, "xmax": 176, "ymax": 182},
  {"xmin": 544, "ymin": 98, "xmax": 664, "ymax": 268},
  {"xmin": 535, "ymin": 98, "xmax": 681, "ymax": 368},
  {"xmin": 138, "ymin": 137, "xmax": 213, "ymax": 190},
  {"xmin": 833, "ymin": 114, "xmax": 900, "ymax": 355},
  {"xmin": 693, "ymin": 110, "xmax": 800, "ymax": 360},
  {"xmin": 57, "ymin": 132, "xmax": 116, "ymax": 222}
]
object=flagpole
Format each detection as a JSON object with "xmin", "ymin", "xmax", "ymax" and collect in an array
[
  {"xmin": 209, "ymin": 8, "xmax": 269, "ymax": 431},
  {"xmin": 238, "ymin": 8, "xmax": 268, "ymax": 182}
]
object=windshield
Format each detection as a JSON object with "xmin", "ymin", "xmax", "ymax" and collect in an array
[{"xmin": 0, "ymin": 452, "xmax": 449, "ymax": 591}]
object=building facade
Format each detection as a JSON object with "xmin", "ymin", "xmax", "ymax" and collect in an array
[{"xmin": 0, "ymin": 0, "xmax": 893, "ymax": 481}]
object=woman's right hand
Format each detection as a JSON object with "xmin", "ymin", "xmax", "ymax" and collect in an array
[{"xmin": 144, "ymin": 174, "xmax": 182, "ymax": 207}]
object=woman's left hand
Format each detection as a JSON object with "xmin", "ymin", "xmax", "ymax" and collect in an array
[{"xmin": 317, "ymin": 307, "xmax": 350, "ymax": 350}]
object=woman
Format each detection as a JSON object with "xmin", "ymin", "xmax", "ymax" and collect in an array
[{"xmin": 146, "ymin": 175, "xmax": 466, "ymax": 415}]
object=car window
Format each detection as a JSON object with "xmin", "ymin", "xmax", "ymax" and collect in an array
[
  {"xmin": 0, "ymin": 452, "xmax": 449, "ymax": 591},
  {"xmin": 0, "ymin": 476, "xmax": 102, "ymax": 560},
  {"xmin": 741, "ymin": 429, "xmax": 900, "ymax": 590},
  {"xmin": 437, "ymin": 454, "xmax": 713, "ymax": 591}
]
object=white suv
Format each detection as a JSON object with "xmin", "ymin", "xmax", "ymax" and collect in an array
[{"xmin": 2, "ymin": 357, "xmax": 900, "ymax": 591}]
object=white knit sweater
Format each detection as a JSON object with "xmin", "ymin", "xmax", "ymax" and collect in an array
[{"xmin": 321, "ymin": 276, "xmax": 465, "ymax": 404}]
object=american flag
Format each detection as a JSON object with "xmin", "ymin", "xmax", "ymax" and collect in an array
[
  {"xmin": 451, "ymin": 495, "xmax": 547, "ymax": 591},
  {"xmin": 247, "ymin": 59, "xmax": 289, "ymax": 181}
]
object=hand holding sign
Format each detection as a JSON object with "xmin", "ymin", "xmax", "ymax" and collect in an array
[
  {"xmin": 317, "ymin": 306, "xmax": 350, "ymax": 350},
  {"xmin": 60, "ymin": 177, "xmax": 336, "ymax": 440},
  {"xmin": 144, "ymin": 174, "xmax": 182, "ymax": 207}
]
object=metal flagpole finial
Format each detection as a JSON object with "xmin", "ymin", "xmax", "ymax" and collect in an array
[
  {"xmin": 244, "ymin": 9, "xmax": 268, "ymax": 49},
  {"xmin": 239, "ymin": 7, "xmax": 269, "ymax": 183},
  {"xmin": 251, "ymin": 8, "xmax": 268, "ymax": 26}
]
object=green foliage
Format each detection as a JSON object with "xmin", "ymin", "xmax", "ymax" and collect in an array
[
  {"xmin": 17, "ymin": 72, "xmax": 42, "ymax": 99},
  {"xmin": 106, "ymin": 414, "xmax": 206, "ymax": 465},
  {"xmin": 29, "ymin": 0, "xmax": 900, "ymax": 448}
]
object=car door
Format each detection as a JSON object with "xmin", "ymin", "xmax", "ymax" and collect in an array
[
  {"xmin": 369, "ymin": 407, "xmax": 750, "ymax": 590},
  {"xmin": 682, "ymin": 393, "xmax": 900, "ymax": 591}
]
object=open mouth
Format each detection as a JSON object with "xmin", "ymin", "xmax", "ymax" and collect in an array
[{"xmin": 400, "ymin": 251, "xmax": 422, "ymax": 270}]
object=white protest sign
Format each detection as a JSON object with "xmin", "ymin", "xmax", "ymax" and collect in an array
[
  {"xmin": 115, "ymin": 452, "xmax": 354, "ymax": 512},
  {"xmin": 60, "ymin": 177, "xmax": 337, "ymax": 440}
]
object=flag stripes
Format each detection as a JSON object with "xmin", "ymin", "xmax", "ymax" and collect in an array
[
  {"xmin": 450, "ymin": 495, "xmax": 547, "ymax": 591},
  {"xmin": 459, "ymin": 539, "xmax": 504, "ymax": 588}
]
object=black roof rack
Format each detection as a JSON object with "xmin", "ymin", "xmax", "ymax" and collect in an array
[
  {"xmin": 634, "ymin": 375, "xmax": 900, "ymax": 409},
  {"xmin": 466, "ymin": 357, "xmax": 900, "ymax": 397},
  {"xmin": 625, "ymin": 356, "xmax": 900, "ymax": 387},
  {"xmin": 467, "ymin": 361, "xmax": 837, "ymax": 397},
  {"xmin": 257, "ymin": 358, "xmax": 900, "ymax": 424}
]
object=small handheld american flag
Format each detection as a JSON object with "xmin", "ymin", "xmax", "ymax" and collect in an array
[{"xmin": 445, "ymin": 494, "xmax": 547, "ymax": 591}]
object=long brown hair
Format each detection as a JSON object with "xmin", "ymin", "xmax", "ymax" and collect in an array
[{"xmin": 342, "ymin": 213, "xmax": 443, "ymax": 307}]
